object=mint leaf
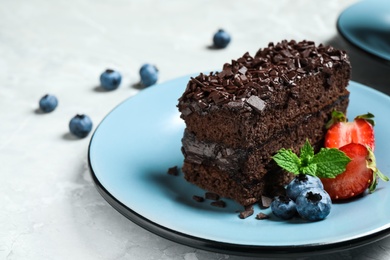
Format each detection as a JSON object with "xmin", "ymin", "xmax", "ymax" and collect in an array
[
  {"xmin": 299, "ymin": 140, "xmax": 316, "ymax": 175},
  {"xmin": 312, "ymin": 148, "xmax": 351, "ymax": 178},
  {"xmin": 301, "ymin": 163, "xmax": 317, "ymax": 176},
  {"xmin": 273, "ymin": 149, "xmax": 301, "ymax": 175},
  {"xmin": 300, "ymin": 140, "xmax": 314, "ymax": 163},
  {"xmin": 273, "ymin": 141, "xmax": 351, "ymax": 178}
]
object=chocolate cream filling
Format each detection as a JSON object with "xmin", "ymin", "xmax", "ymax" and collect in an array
[{"xmin": 181, "ymin": 94, "xmax": 349, "ymax": 177}]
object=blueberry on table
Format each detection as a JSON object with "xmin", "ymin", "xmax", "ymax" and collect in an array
[
  {"xmin": 296, "ymin": 188, "xmax": 332, "ymax": 221},
  {"xmin": 139, "ymin": 64, "xmax": 158, "ymax": 87},
  {"xmin": 39, "ymin": 94, "xmax": 58, "ymax": 113},
  {"xmin": 100, "ymin": 69, "xmax": 122, "ymax": 90},
  {"xmin": 69, "ymin": 114, "xmax": 93, "ymax": 138},
  {"xmin": 270, "ymin": 196, "xmax": 297, "ymax": 220},
  {"xmin": 286, "ymin": 174, "xmax": 324, "ymax": 201},
  {"xmin": 213, "ymin": 29, "xmax": 231, "ymax": 49}
]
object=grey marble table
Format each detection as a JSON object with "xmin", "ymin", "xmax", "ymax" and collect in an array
[{"xmin": 2, "ymin": 0, "xmax": 390, "ymax": 259}]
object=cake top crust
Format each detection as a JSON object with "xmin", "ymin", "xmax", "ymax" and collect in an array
[{"xmin": 178, "ymin": 40, "xmax": 350, "ymax": 116}]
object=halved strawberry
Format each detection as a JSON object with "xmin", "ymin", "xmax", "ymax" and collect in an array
[
  {"xmin": 321, "ymin": 143, "xmax": 388, "ymax": 201},
  {"xmin": 325, "ymin": 111, "xmax": 375, "ymax": 151}
]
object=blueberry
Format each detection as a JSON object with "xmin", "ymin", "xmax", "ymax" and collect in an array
[
  {"xmin": 271, "ymin": 196, "xmax": 297, "ymax": 220},
  {"xmin": 296, "ymin": 188, "xmax": 332, "ymax": 221},
  {"xmin": 139, "ymin": 64, "xmax": 158, "ymax": 87},
  {"xmin": 213, "ymin": 29, "xmax": 231, "ymax": 49},
  {"xmin": 286, "ymin": 174, "xmax": 324, "ymax": 201},
  {"xmin": 100, "ymin": 69, "xmax": 122, "ymax": 90},
  {"xmin": 69, "ymin": 114, "xmax": 93, "ymax": 138},
  {"xmin": 39, "ymin": 94, "xmax": 58, "ymax": 113}
]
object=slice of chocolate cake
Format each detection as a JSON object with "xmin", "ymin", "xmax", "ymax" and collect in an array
[{"xmin": 177, "ymin": 40, "xmax": 351, "ymax": 206}]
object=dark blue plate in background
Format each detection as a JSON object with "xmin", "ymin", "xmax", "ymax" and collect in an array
[{"xmin": 337, "ymin": 0, "xmax": 390, "ymax": 61}]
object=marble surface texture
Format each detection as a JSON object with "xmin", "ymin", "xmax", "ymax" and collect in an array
[{"xmin": 2, "ymin": 0, "xmax": 390, "ymax": 259}]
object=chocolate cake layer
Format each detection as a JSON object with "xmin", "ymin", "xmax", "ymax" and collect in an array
[{"xmin": 177, "ymin": 40, "xmax": 351, "ymax": 206}]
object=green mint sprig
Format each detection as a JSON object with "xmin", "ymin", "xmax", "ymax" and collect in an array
[{"xmin": 273, "ymin": 139, "xmax": 351, "ymax": 178}]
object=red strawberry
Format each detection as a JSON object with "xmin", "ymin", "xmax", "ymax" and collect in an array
[
  {"xmin": 321, "ymin": 143, "xmax": 387, "ymax": 201},
  {"xmin": 325, "ymin": 111, "xmax": 375, "ymax": 151}
]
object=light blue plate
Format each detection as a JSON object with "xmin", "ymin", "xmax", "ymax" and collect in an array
[
  {"xmin": 88, "ymin": 75, "xmax": 390, "ymax": 257},
  {"xmin": 337, "ymin": 0, "xmax": 390, "ymax": 61}
]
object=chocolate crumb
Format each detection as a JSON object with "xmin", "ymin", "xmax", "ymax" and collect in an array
[
  {"xmin": 210, "ymin": 200, "xmax": 226, "ymax": 208},
  {"xmin": 167, "ymin": 166, "xmax": 179, "ymax": 176},
  {"xmin": 192, "ymin": 195, "xmax": 204, "ymax": 202},
  {"xmin": 259, "ymin": 195, "xmax": 272, "ymax": 209},
  {"xmin": 205, "ymin": 192, "xmax": 220, "ymax": 201},
  {"xmin": 256, "ymin": 212, "xmax": 270, "ymax": 220},
  {"xmin": 239, "ymin": 205, "xmax": 254, "ymax": 219}
]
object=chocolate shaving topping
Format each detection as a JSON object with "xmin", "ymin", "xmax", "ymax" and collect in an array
[
  {"xmin": 259, "ymin": 195, "xmax": 272, "ymax": 209},
  {"xmin": 239, "ymin": 205, "xmax": 254, "ymax": 219},
  {"xmin": 246, "ymin": 96, "xmax": 266, "ymax": 113},
  {"xmin": 178, "ymin": 40, "xmax": 350, "ymax": 115},
  {"xmin": 192, "ymin": 195, "xmax": 204, "ymax": 202},
  {"xmin": 256, "ymin": 212, "xmax": 270, "ymax": 220},
  {"xmin": 181, "ymin": 107, "xmax": 192, "ymax": 116},
  {"xmin": 167, "ymin": 166, "xmax": 179, "ymax": 176},
  {"xmin": 205, "ymin": 192, "xmax": 220, "ymax": 201},
  {"xmin": 210, "ymin": 200, "xmax": 226, "ymax": 208},
  {"xmin": 238, "ymin": 66, "xmax": 248, "ymax": 75}
]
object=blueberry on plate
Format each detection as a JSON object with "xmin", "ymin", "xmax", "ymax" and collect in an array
[
  {"xmin": 296, "ymin": 187, "xmax": 332, "ymax": 221},
  {"xmin": 39, "ymin": 94, "xmax": 58, "ymax": 113},
  {"xmin": 139, "ymin": 64, "xmax": 158, "ymax": 87},
  {"xmin": 286, "ymin": 174, "xmax": 324, "ymax": 201},
  {"xmin": 100, "ymin": 69, "xmax": 122, "ymax": 90},
  {"xmin": 270, "ymin": 195, "xmax": 297, "ymax": 220},
  {"xmin": 69, "ymin": 114, "xmax": 93, "ymax": 138},
  {"xmin": 213, "ymin": 29, "xmax": 231, "ymax": 49}
]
